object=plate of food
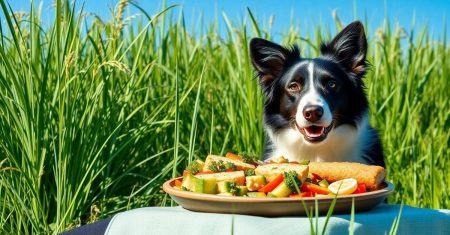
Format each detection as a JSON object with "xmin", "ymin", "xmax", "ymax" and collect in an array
[{"xmin": 163, "ymin": 153, "xmax": 394, "ymax": 216}]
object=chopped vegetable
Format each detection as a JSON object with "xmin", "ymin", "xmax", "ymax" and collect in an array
[
  {"xmin": 270, "ymin": 182, "xmax": 292, "ymax": 197},
  {"xmin": 181, "ymin": 174, "xmax": 204, "ymax": 193},
  {"xmin": 301, "ymin": 182, "xmax": 309, "ymax": 192},
  {"xmin": 267, "ymin": 171, "xmax": 303, "ymax": 198},
  {"xmin": 203, "ymin": 178, "xmax": 217, "ymax": 194},
  {"xmin": 217, "ymin": 181, "xmax": 247, "ymax": 196},
  {"xmin": 318, "ymin": 179, "xmax": 329, "ymax": 188},
  {"xmin": 235, "ymin": 186, "xmax": 248, "ymax": 196},
  {"xmin": 245, "ymin": 175, "xmax": 266, "ymax": 191},
  {"xmin": 304, "ymin": 182, "xmax": 331, "ymax": 195},
  {"xmin": 244, "ymin": 169, "xmax": 256, "ymax": 176},
  {"xmin": 174, "ymin": 179, "xmax": 183, "ymax": 187},
  {"xmin": 311, "ymin": 173, "xmax": 323, "ymax": 181},
  {"xmin": 258, "ymin": 174, "xmax": 284, "ymax": 193},
  {"xmin": 283, "ymin": 171, "xmax": 303, "ymax": 193},
  {"xmin": 226, "ymin": 152, "xmax": 242, "ymax": 161},
  {"xmin": 217, "ymin": 181, "xmax": 237, "ymax": 194},
  {"xmin": 353, "ymin": 183, "xmax": 367, "ymax": 194},
  {"xmin": 181, "ymin": 174, "xmax": 216, "ymax": 194}
]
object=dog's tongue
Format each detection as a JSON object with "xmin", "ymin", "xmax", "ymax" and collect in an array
[{"xmin": 304, "ymin": 125, "xmax": 325, "ymax": 137}]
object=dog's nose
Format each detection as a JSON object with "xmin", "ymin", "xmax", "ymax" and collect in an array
[{"xmin": 303, "ymin": 105, "xmax": 324, "ymax": 122}]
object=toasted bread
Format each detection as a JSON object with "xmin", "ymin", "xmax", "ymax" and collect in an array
[
  {"xmin": 196, "ymin": 171, "xmax": 246, "ymax": 185},
  {"xmin": 202, "ymin": 155, "xmax": 255, "ymax": 172},
  {"xmin": 255, "ymin": 163, "xmax": 309, "ymax": 182}
]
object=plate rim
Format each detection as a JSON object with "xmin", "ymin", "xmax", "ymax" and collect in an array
[{"xmin": 163, "ymin": 176, "xmax": 395, "ymax": 203}]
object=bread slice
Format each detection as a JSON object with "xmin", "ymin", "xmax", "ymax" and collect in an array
[
  {"xmin": 255, "ymin": 163, "xmax": 309, "ymax": 182},
  {"xmin": 196, "ymin": 171, "xmax": 246, "ymax": 185},
  {"xmin": 202, "ymin": 155, "xmax": 255, "ymax": 172}
]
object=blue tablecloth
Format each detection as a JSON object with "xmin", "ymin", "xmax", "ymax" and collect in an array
[{"xmin": 105, "ymin": 204, "xmax": 450, "ymax": 235}]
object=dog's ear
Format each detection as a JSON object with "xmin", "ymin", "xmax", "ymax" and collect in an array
[
  {"xmin": 320, "ymin": 21, "xmax": 368, "ymax": 77},
  {"xmin": 249, "ymin": 38, "xmax": 297, "ymax": 86}
]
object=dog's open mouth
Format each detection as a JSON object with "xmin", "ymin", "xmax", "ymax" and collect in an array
[{"xmin": 297, "ymin": 123, "xmax": 333, "ymax": 143}]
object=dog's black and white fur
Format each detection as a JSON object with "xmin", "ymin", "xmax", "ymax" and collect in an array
[{"xmin": 250, "ymin": 21, "xmax": 385, "ymax": 167}]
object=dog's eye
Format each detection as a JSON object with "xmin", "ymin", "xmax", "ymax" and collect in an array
[
  {"xmin": 327, "ymin": 80, "xmax": 337, "ymax": 89},
  {"xmin": 287, "ymin": 82, "xmax": 301, "ymax": 92}
]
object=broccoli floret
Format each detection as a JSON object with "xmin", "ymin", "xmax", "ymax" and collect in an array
[
  {"xmin": 208, "ymin": 160, "xmax": 236, "ymax": 173},
  {"xmin": 224, "ymin": 162, "xmax": 237, "ymax": 171},
  {"xmin": 284, "ymin": 171, "xmax": 302, "ymax": 192},
  {"xmin": 186, "ymin": 161, "xmax": 201, "ymax": 174},
  {"xmin": 227, "ymin": 182, "xmax": 238, "ymax": 195},
  {"xmin": 244, "ymin": 169, "xmax": 255, "ymax": 176},
  {"xmin": 239, "ymin": 152, "xmax": 259, "ymax": 164}
]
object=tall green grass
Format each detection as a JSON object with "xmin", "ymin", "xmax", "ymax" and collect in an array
[{"xmin": 0, "ymin": 0, "xmax": 448, "ymax": 234}]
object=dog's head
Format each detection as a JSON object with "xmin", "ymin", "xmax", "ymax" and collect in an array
[{"xmin": 250, "ymin": 21, "xmax": 369, "ymax": 144}]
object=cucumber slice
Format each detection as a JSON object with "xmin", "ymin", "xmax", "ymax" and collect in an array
[
  {"xmin": 181, "ymin": 174, "xmax": 216, "ymax": 194},
  {"xmin": 217, "ymin": 181, "xmax": 234, "ymax": 193},
  {"xmin": 181, "ymin": 174, "xmax": 204, "ymax": 193},
  {"xmin": 269, "ymin": 182, "xmax": 292, "ymax": 198},
  {"xmin": 235, "ymin": 186, "xmax": 248, "ymax": 196},
  {"xmin": 217, "ymin": 181, "xmax": 247, "ymax": 196},
  {"xmin": 203, "ymin": 178, "xmax": 217, "ymax": 194}
]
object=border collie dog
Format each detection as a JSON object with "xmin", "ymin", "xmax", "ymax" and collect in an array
[{"xmin": 249, "ymin": 21, "xmax": 385, "ymax": 167}]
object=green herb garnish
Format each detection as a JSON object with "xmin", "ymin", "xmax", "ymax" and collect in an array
[{"xmin": 208, "ymin": 160, "xmax": 236, "ymax": 173}]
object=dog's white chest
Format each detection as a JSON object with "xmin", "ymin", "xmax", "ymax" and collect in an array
[{"xmin": 267, "ymin": 123, "xmax": 371, "ymax": 164}]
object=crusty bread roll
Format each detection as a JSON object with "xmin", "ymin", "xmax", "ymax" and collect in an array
[
  {"xmin": 308, "ymin": 162, "xmax": 386, "ymax": 190},
  {"xmin": 255, "ymin": 163, "xmax": 309, "ymax": 183}
]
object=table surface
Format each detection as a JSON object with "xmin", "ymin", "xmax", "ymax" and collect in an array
[{"xmin": 105, "ymin": 204, "xmax": 450, "ymax": 235}]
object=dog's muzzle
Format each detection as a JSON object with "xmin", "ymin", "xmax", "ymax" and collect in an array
[{"xmin": 295, "ymin": 121, "xmax": 334, "ymax": 143}]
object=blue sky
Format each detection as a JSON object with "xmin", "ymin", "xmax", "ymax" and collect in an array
[{"xmin": 3, "ymin": 0, "xmax": 449, "ymax": 40}]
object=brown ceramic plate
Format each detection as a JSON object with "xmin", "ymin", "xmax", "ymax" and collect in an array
[{"xmin": 163, "ymin": 177, "xmax": 394, "ymax": 216}]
